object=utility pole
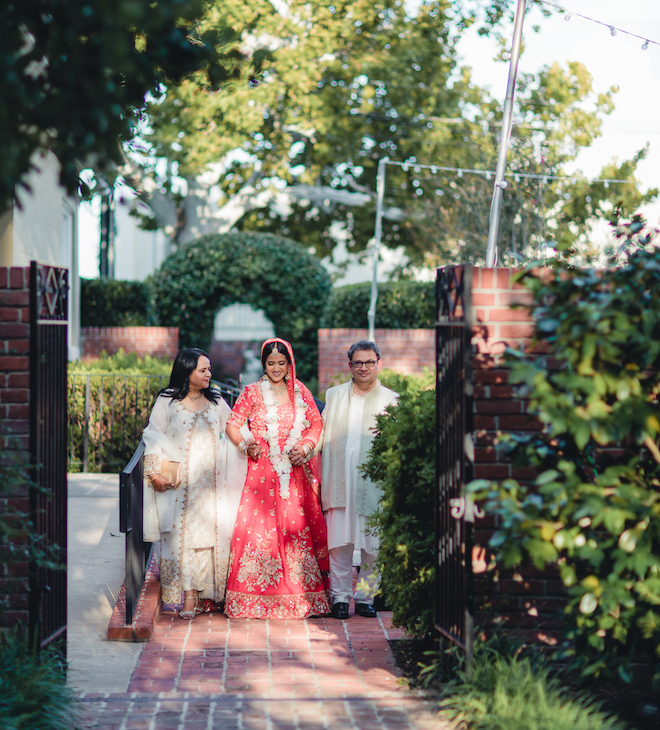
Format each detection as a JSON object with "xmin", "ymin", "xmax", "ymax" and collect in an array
[{"xmin": 485, "ymin": 0, "xmax": 527, "ymax": 268}]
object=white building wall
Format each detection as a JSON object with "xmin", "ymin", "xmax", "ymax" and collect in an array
[{"xmin": 10, "ymin": 152, "xmax": 81, "ymax": 359}]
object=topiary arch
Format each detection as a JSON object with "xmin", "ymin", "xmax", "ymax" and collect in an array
[{"xmin": 150, "ymin": 231, "xmax": 332, "ymax": 382}]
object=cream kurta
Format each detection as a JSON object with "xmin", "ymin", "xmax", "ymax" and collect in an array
[
  {"xmin": 142, "ymin": 394, "xmax": 246, "ymax": 605},
  {"xmin": 325, "ymin": 390, "xmax": 379, "ymax": 553}
]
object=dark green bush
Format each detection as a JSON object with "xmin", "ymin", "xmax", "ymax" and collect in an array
[
  {"xmin": 322, "ymin": 280, "xmax": 434, "ymax": 329},
  {"xmin": 362, "ymin": 384, "xmax": 435, "ymax": 638},
  {"xmin": 150, "ymin": 231, "xmax": 331, "ymax": 382},
  {"xmin": 0, "ymin": 626, "xmax": 79, "ymax": 729},
  {"xmin": 81, "ymin": 278, "xmax": 151, "ymax": 327}
]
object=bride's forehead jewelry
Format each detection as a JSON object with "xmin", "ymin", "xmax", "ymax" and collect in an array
[{"xmin": 272, "ymin": 343, "xmax": 280, "ymax": 354}]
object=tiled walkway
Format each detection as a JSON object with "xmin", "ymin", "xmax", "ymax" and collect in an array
[{"xmin": 77, "ymin": 608, "xmax": 446, "ymax": 729}]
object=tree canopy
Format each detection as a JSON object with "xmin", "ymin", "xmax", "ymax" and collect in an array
[
  {"xmin": 0, "ymin": 0, "xmax": 249, "ymax": 210},
  {"xmin": 121, "ymin": 0, "xmax": 656, "ymax": 267}
]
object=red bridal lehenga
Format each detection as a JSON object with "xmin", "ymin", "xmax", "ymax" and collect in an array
[{"xmin": 224, "ymin": 339, "xmax": 331, "ymax": 619}]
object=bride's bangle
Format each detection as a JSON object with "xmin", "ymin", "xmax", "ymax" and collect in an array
[{"xmin": 238, "ymin": 440, "xmax": 249, "ymax": 456}]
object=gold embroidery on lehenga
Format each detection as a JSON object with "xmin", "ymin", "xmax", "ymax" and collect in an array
[
  {"xmin": 224, "ymin": 589, "xmax": 330, "ymax": 619},
  {"xmin": 237, "ymin": 536, "xmax": 283, "ymax": 591},
  {"xmin": 285, "ymin": 528, "xmax": 321, "ymax": 590}
]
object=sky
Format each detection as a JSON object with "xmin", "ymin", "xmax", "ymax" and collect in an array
[
  {"xmin": 456, "ymin": 0, "xmax": 660, "ymax": 221},
  {"xmin": 78, "ymin": 0, "xmax": 660, "ymax": 278}
]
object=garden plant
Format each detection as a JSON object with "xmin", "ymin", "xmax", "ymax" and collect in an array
[{"xmin": 468, "ymin": 214, "xmax": 660, "ymax": 682}]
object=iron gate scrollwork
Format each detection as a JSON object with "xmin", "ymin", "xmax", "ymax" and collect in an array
[
  {"xmin": 29, "ymin": 261, "xmax": 68, "ymax": 652},
  {"xmin": 435, "ymin": 264, "xmax": 475, "ymax": 664}
]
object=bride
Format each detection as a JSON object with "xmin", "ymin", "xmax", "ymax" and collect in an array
[{"xmin": 224, "ymin": 338, "xmax": 330, "ymax": 619}]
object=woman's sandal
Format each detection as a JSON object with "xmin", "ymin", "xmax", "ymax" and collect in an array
[{"xmin": 179, "ymin": 597, "xmax": 203, "ymax": 620}]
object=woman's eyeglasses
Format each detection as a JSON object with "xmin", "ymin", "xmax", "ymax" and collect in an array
[{"xmin": 350, "ymin": 360, "xmax": 378, "ymax": 369}]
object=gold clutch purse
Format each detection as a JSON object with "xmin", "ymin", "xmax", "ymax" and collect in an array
[{"xmin": 160, "ymin": 460, "xmax": 182, "ymax": 489}]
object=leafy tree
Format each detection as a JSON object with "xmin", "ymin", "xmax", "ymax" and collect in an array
[
  {"xmin": 407, "ymin": 63, "xmax": 657, "ymax": 267},
  {"xmin": 120, "ymin": 0, "xmax": 654, "ymax": 268},
  {"xmin": 468, "ymin": 214, "xmax": 660, "ymax": 681},
  {"xmin": 1, "ymin": 0, "xmax": 248, "ymax": 210}
]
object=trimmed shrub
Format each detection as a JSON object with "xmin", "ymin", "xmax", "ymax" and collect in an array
[
  {"xmin": 322, "ymin": 280, "xmax": 434, "ymax": 330},
  {"xmin": 150, "ymin": 231, "xmax": 331, "ymax": 382},
  {"xmin": 81, "ymin": 278, "xmax": 151, "ymax": 327},
  {"xmin": 67, "ymin": 351, "xmax": 172, "ymax": 472}
]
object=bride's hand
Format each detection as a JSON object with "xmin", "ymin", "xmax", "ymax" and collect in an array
[
  {"xmin": 247, "ymin": 442, "xmax": 263, "ymax": 459},
  {"xmin": 288, "ymin": 444, "xmax": 306, "ymax": 466}
]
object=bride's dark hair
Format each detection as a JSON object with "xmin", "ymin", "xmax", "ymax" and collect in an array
[
  {"xmin": 261, "ymin": 341, "xmax": 292, "ymax": 368},
  {"xmin": 160, "ymin": 348, "xmax": 219, "ymax": 404}
]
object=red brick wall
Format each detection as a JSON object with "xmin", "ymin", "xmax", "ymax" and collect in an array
[
  {"xmin": 81, "ymin": 327, "xmax": 179, "ymax": 361},
  {"xmin": 207, "ymin": 339, "xmax": 263, "ymax": 382},
  {"xmin": 0, "ymin": 266, "xmax": 31, "ymax": 627},
  {"xmin": 317, "ymin": 328, "xmax": 435, "ymax": 392},
  {"xmin": 471, "ymin": 268, "xmax": 563, "ymax": 645}
]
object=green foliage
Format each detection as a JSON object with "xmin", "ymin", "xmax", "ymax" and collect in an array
[
  {"xmin": 322, "ymin": 281, "xmax": 435, "ymax": 330},
  {"xmin": 69, "ymin": 349, "xmax": 172, "ymax": 377},
  {"xmin": 378, "ymin": 367, "xmax": 435, "ymax": 395},
  {"xmin": 150, "ymin": 231, "xmax": 332, "ymax": 382},
  {"xmin": 1, "ymin": 0, "xmax": 249, "ymax": 210},
  {"xmin": 468, "ymin": 214, "xmax": 660, "ymax": 680},
  {"xmin": 67, "ymin": 354, "xmax": 170, "ymax": 472},
  {"xmin": 362, "ymin": 387, "xmax": 435, "ymax": 638},
  {"xmin": 80, "ymin": 279, "xmax": 152, "ymax": 327},
  {"xmin": 0, "ymin": 450, "xmax": 64, "ymax": 612},
  {"xmin": 0, "ymin": 625, "xmax": 79, "ymax": 729},
  {"xmin": 438, "ymin": 647, "xmax": 627, "ymax": 730}
]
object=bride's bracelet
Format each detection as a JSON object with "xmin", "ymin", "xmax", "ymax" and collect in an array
[
  {"xmin": 238, "ymin": 440, "xmax": 249, "ymax": 456},
  {"xmin": 301, "ymin": 441, "xmax": 314, "ymax": 462}
]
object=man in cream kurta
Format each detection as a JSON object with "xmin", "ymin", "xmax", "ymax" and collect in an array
[{"xmin": 321, "ymin": 340, "xmax": 398, "ymax": 619}]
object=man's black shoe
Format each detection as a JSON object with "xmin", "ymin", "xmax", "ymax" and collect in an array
[
  {"xmin": 355, "ymin": 603, "xmax": 377, "ymax": 618},
  {"xmin": 331, "ymin": 602, "xmax": 349, "ymax": 619}
]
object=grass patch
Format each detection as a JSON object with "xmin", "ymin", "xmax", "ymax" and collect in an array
[{"xmin": 0, "ymin": 627, "xmax": 79, "ymax": 730}]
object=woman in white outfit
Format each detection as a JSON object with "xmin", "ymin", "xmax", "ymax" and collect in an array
[{"xmin": 142, "ymin": 348, "xmax": 246, "ymax": 619}]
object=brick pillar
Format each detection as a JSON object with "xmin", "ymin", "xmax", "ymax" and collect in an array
[
  {"xmin": 0, "ymin": 266, "xmax": 31, "ymax": 627},
  {"xmin": 471, "ymin": 267, "xmax": 564, "ymax": 645}
]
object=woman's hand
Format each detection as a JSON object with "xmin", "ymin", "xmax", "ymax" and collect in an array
[
  {"xmin": 150, "ymin": 474, "xmax": 171, "ymax": 492},
  {"xmin": 288, "ymin": 443, "xmax": 306, "ymax": 466},
  {"xmin": 246, "ymin": 441, "xmax": 263, "ymax": 459}
]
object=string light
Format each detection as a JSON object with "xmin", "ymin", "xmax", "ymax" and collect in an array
[
  {"xmin": 534, "ymin": 0, "xmax": 660, "ymax": 51},
  {"xmin": 381, "ymin": 159, "xmax": 635, "ymax": 186}
]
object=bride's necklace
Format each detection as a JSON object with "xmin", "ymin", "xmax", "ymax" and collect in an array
[
  {"xmin": 269, "ymin": 379, "xmax": 287, "ymax": 392},
  {"xmin": 187, "ymin": 391, "xmax": 204, "ymax": 402}
]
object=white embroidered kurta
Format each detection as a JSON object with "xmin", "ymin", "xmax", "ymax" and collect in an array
[
  {"xmin": 325, "ymin": 391, "xmax": 379, "ymax": 553},
  {"xmin": 142, "ymin": 394, "xmax": 247, "ymax": 605}
]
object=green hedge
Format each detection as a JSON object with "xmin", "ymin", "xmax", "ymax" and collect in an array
[
  {"xmin": 362, "ymin": 378, "xmax": 436, "ymax": 638},
  {"xmin": 80, "ymin": 278, "xmax": 151, "ymax": 327},
  {"xmin": 150, "ymin": 231, "xmax": 332, "ymax": 382},
  {"xmin": 322, "ymin": 281, "xmax": 435, "ymax": 330}
]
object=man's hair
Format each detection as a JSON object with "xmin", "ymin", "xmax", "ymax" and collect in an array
[{"xmin": 347, "ymin": 340, "xmax": 381, "ymax": 361}]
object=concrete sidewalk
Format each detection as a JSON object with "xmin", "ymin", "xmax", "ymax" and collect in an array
[
  {"xmin": 68, "ymin": 473, "xmax": 446, "ymax": 729},
  {"xmin": 67, "ymin": 473, "xmax": 143, "ymax": 693}
]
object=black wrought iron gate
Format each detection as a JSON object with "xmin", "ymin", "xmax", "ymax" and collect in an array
[
  {"xmin": 435, "ymin": 264, "xmax": 475, "ymax": 664},
  {"xmin": 29, "ymin": 261, "xmax": 68, "ymax": 652}
]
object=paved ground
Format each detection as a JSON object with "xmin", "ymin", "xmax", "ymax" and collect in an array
[{"xmin": 68, "ymin": 474, "xmax": 446, "ymax": 729}]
